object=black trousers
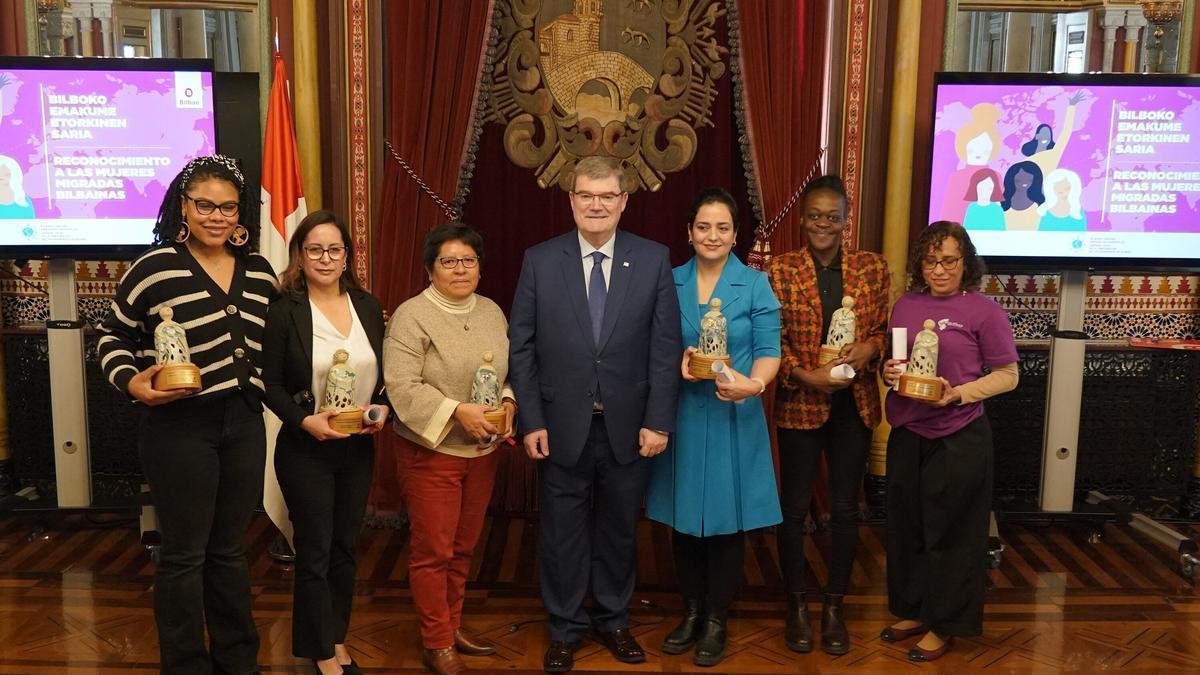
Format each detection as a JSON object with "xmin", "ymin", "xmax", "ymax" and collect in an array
[
  {"xmin": 275, "ymin": 433, "xmax": 374, "ymax": 660},
  {"xmin": 886, "ymin": 414, "xmax": 993, "ymax": 637},
  {"xmin": 139, "ymin": 393, "xmax": 265, "ymax": 675},
  {"xmin": 672, "ymin": 530, "xmax": 745, "ymax": 614},
  {"xmin": 776, "ymin": 391, "xmax": 871, "ymax": 595},
  {"xmin": 539, "ymin": 414, "xmax": 650, "ymax": 641}
]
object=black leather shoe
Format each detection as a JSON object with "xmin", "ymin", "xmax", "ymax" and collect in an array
[
  {"xmin": 341, "ymin": 659, "xmax": 363, "ymax": 675},
  {"xmin": 543, "ymin": 640, "xmax": 582, "ymax": 673},
  {"xmin": 267, "ymin": 531, "xmax": 295, "ymax": 563},
  {"xmin": 692, "ymin": 611, "xmax": 728, "ymax": 667},
  {"xmin": 821, "ymin": 593, "xmax": 850, "ymax": 655},
  {"xmin": 592, "ymin": 627, "xmax": 646, "ymax": 664},
  {"xmin": 662, "ymin": 597, "xmax": 704, "ymax": 654},
  {"xmin": 784, "ymin": 591, "xmax": 813, "ymax": 653}
]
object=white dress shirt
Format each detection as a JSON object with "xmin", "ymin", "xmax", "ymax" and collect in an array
[{"xmin": 578, "ymin": 230, "xmax": 615, "ymax": 294}]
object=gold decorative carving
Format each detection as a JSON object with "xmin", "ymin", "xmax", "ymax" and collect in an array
[{"xmin": 489, "ymin": 0, "xmax": 728, "ymax": 192}]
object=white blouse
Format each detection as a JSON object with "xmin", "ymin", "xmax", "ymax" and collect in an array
[{"xmin": 310, "ymin": 295, "xmax": 378, "ymax": 410}]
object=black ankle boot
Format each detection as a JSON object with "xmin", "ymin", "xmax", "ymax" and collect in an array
[
  {"xmin": 784, "ymin": 591, "xmax": 812, "ymax": 653},
  {"xmin": 821, "ymin": 593, "xmax": 850, "ymax": 655},
  {"xmin": 693, "ymin": 608, "xmax": 727, "ymax": 667},
  {"xmin": 661, "ymin": 597, "xmax": 704, "ymax": 654}
]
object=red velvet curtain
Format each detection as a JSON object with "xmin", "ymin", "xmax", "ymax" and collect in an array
[
  {"xmin": 367, "ymin": 0, "xmax": 496, "ymax": 525},
  {"xmin": 0, "ymin": 0, "xmax": 27, "ymax": 56},
  {"xmin": 736, "ymin": 0, "xmax": 826, "ymax": 254}
]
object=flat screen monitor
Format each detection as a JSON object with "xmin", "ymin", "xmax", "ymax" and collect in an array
[
  {"xmin": 928, "ymin": 72, "xmax": 1200, "ymax": 270},
  {"xmin": 0, "ymin": 56, "xmax": 215, "ymax": 259}
]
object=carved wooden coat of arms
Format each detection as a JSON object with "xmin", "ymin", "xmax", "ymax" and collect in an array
[{"xmin": 488, "ymin": 0, "xmax": 728, "ymax": 192}]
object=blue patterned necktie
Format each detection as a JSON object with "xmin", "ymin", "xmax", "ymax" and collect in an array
[{"xmin": 588, "ymin": 250, "xmax": 607, "ymax": 343}]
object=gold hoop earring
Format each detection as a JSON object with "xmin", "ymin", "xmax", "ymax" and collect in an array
[
  {"xmin": 175, "ymin": 225, "xmax": 190, "ymax": 243},
  {"xmin": 228, "ymin": 225, "xmax": 249, "ymax": 247}
]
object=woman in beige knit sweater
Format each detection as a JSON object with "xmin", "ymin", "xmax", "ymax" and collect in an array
[{"xmin": 385, "ymin": 223, "xmax": 515, "ymax": 675}]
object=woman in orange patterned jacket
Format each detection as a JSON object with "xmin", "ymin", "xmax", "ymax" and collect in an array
[{"xmin": 765, "ymin": 175, "xmax": 890, "ymax": 656}]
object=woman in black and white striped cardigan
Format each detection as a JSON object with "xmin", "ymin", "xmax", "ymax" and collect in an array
[{"xmin": 98, "ymin": 155, "xmax": 277, "ymax": 675}]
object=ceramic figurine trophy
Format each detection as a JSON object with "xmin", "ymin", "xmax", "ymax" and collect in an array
[
  {"xmin": 472, "ymin": 351, "xmax": 508, "ymax": 435},
  {"xmin": 323, "ymin": 349, "xmax": 363, "ymax": 433},
  {"xmin": 689, "ymin": 297, "xmax": 731, "ymax": 380},
  {"xmin": 819, "ymin": 296, "xmax": 856, "ymax": 365},
  {"xmin": 898, "ymin": 319, "xmax": 944, "ymax": 401},
  {"xmin": 152, "ymin": 307, "xmax": 202, "ymax": 391}
]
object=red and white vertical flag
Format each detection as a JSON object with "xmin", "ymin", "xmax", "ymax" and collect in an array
[
  {"xmin": 260, "ymin": 50, "xmax": 306, "ymax": 548},
  {"xmin": 260, "ymin": 50, "xmax": 306, "ymax": 274}
]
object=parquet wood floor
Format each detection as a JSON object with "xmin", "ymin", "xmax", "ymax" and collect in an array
[{"xmin": 2, "ymin": 512, "xmax": 1200, "ymax": 673}]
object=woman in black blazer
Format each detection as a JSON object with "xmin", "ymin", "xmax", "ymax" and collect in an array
[{"xmin": 262, "ymin": 210, "xmax": 388, "ymax": 675}]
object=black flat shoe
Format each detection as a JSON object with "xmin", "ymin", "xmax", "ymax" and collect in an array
[
  {"xmin": 880, "ymin": 622, "xmax": 928, "ymax": 642},
  {"xmin": 908, "ymin": 636, "xmax": 955, "ymax": 662}
]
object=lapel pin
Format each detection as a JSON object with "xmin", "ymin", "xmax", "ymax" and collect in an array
[{"xmin": 623, "ymin": 261, "xmax": 630, "ymax": 267}]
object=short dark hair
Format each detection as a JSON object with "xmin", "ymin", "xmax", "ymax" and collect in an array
[
  {"xmin": 423, "ymin": 223, "xmax": 485, "ymax": 274},
  {"xmin": 908, "ymin": 221, "xmax": 987, "ymax": 292},
  {"xmin": 802, "ymin": 174, "xmax": 849, "ymax": 205},
  {"xmin": 686, "ymin": 187, "xmax": 739, "ymax": 231},
  {"xmin": 279, "ymin": 209, "xmax": 364, "ymax": 297}
]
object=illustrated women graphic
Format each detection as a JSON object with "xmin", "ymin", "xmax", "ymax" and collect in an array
[
  {"xmin": 1001, "ymin": 161, "xmax": 1045, "ymax": 231},
  {"xmin": 1038, "ymin": 168, "xmax": 1086, "ymax": 231},
  {"xmin": 1021, "ymin": 91, "xmax": 1085, "ymax": 178},
  {"xmin": 940, "ymin": 103, "xmax": 1001, "ymax": 226},
  {"xmin": 961, "ymin": 168, "xmax": 1005, "ymax": 231},
  {"xmin": 0, "ymin": 155, "xmax": 35, "ymax": 219}
]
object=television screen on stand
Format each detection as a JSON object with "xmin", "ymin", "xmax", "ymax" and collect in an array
[{"xmin": 0, "ymin": 56, "xmax": 216, "ymax": 260}]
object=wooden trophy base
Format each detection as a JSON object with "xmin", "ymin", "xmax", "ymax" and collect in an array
[
  {"xmin": 898, "ymin": 373, "xmax": 944, "ymax": 401},
  {"xmin": 689, "ymin": 352, "xmax": 730, "ymax": 380},
  {"xmin": 484, "ymin": 408, "xmax": 509, "ymax": 436},
  {"xmin": 153, "ymin": 363, "xmax": 202, "ymax": 392},
  {"xmin": 329, "ymin": 408, "xmax": 363, "ymax": 434},
  {"xmin": 818, "ymin": 345, "xmax": 841, "ymax": 366}
]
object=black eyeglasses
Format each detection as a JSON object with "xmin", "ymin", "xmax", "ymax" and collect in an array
[
  {"xmin": 437, "ymin": 256, "xmax": 480, "ymax": 269},
  {"xmin": 303, "ymin": 245, "xmax": 348, "ymax": 261},
  {"xmin": 920, "ymin": 256, "xmax": 962, "ymax": 271},
  {"xmin": 184, "ymin": 194, "xmax": 239, "ymax": 217}
]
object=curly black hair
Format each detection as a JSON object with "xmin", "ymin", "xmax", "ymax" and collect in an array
[
  {"xmin": 907, "ymin": 221, "xmax": 987, "ymax": 292},
  {"xmin": 152, "ymin": 155, "xmax": 260, "ymax": 259}
]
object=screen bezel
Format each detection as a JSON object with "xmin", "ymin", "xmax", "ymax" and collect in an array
[
  {"xmin": 929, "ymin": 71, "xmax": 1200, "ymax": 273},
  {"xmin": 0, "ymin": 56, "xmax": 216, "ymax": 261}
]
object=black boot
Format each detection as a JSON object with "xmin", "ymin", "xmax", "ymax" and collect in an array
[
  {"xmin": 693, "ymin": 608, "xmax": 727, "ymax": 667},
  {"xmin": 784, "ymin": 591, "xmax": 813, "ymax": 653},
  {"xmin": 661, "ymin": 597, "xmax": 704, "ymax": 654},
  {"xmin": 821, "ymin": 593, "xmax": 850, "ymax": 655}
]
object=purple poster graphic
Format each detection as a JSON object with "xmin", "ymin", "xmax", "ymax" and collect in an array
[
  {"xmin": 0, "ymin": 66, "xmax": 214, "ymax": 246},
  {"xmin": 928, "ymin": 82, "xmax": 1200, "ymax": 261}
]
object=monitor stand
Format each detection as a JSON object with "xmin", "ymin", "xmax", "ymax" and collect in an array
[
  {"xmin": 45, "ymin": 258, "xmax": 91, "ymax": 508},
  {"xmin": 1023, "ymin": 267, "xmax": 1197, "ymax": 579}
]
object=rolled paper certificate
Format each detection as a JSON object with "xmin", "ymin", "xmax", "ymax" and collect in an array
[
  {"xmin": 891, "ymin": 326, "xmax": 908, "ymax": 391},
  {"xmin": 830, "ymin": 363, "xmax": 856, "ymax": 380},
  {"xmin": 709, "ymin": 360, "xmax": 745, "ymax": 405},
  {"xmin": 362, "ymin": 405, "xmax": 387, "ymax": 425}
]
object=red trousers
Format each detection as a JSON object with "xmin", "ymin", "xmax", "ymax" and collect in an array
[{"xmin": 400, "ymin": 443, "xmax": 500, "ymax": 649}]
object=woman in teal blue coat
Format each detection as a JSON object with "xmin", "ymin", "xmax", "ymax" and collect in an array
[{"xmin": 646, "ymin": 187, "xmax": 782, "ymax": 667}]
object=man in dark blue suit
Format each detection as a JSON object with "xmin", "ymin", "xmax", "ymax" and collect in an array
[{"xmin": 509, "ymin": 156, "xmax": 682, "ymax": 673}]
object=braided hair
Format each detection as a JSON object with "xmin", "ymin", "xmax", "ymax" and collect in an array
[{"xmin": 152, "ymin": 155, "xmax": 260, "ymax": 258}]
